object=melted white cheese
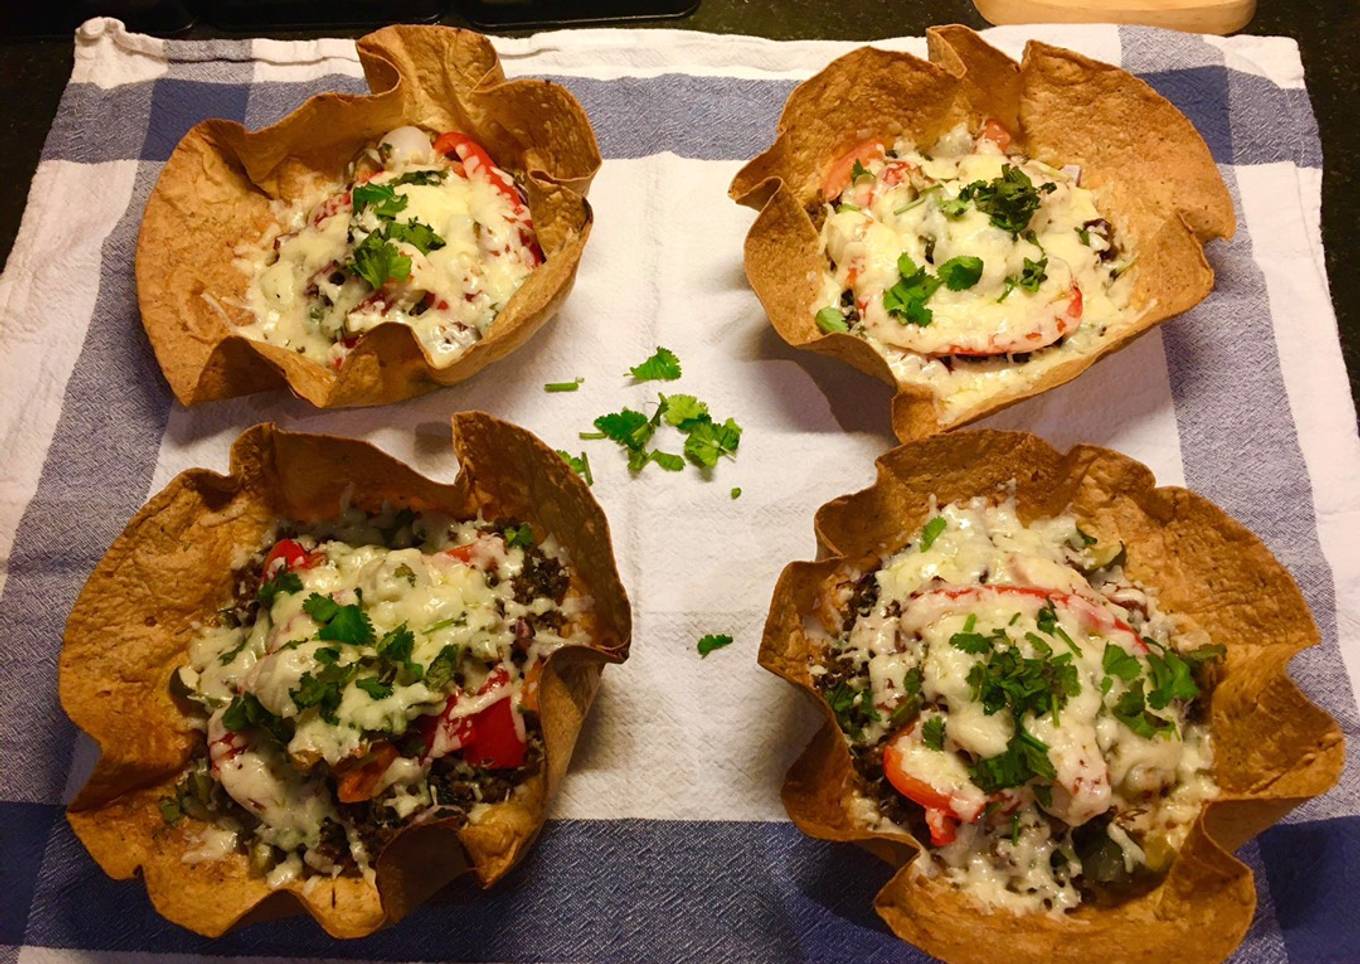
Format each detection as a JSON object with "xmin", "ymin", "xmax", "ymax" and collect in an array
[
  {"xmin": 815, "ymin": 124, "xmax": 1135, "ymax": 420},
  {"xmin": 829, "ymin": 494, "xmax": 1219, "ymax": 915},
  {"xmin": 234, "ymin": 127, "xmax": 539, "ymax": 370}
]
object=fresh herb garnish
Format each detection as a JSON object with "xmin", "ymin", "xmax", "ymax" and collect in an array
[
  {"xmin": 302, "ymin": 592, "xmax": 341, "ymax": 624},
  {"xmin": 919, "ymin": 515, "xmax": 948, "ymax": 551},
  {"xmin": 697, "ymin": 633, "xmax": 734, "ymax": 657},
  {"xmin": 544, "ymin": 379, "xmax": 583, "ymax": 393},
  {"xmin": 827, "ymin": 681, "xmax": 880, "ymax": 739},
  {"xmin": 557, "ymin": 449, "xmax": 594, "ymax": 485},
  {"xmin": 351, "ymin": 182, "xmax": 409, "ymax": 219},
  {"xmin": 883, "ymin": 253, "xmax": 943, "ymax": 327},
  {"xmin": 815, "ymin": 306, "xmax": 849, "ymax": 333},
  {"xmin": 348, "ymin": 232, "xmax": 411, "ymax": 290},
  {"xmin": 660, "ymin": 394, "xmax": 709, "ymax": 430},
  {"xmin": 936, "ymin": 256, "xmax": 984, "ymax": 291},
  {"xmin": 628, "ymin": 346, "xmax": 682, "ymax": 382},
  {"xmin": 355, "ymin": 677, "xmax": 393, "ymax": 700},
  {"xmin": 257, "ymin": 571, "xmax": 303, "ymax": 609},
  {"xmin": 383, "ymin": 218, "xmax": 446, "ymax": 254},
  {"xmin": 317, "ymin": 604, "xmax": 375, "ymax": 645},
  {"xmin": 730, "ymin": 487, "xmax": 742, "ymax": 499},
  {"xmin": 390, "ymin": 169, "xmax": 447, "ymax": 188},
  {"xmin": 998, "ymin": 256, "xmax": 1048, "ymax": 302},
  {"xmin": 394, "ymin": 563, "xmax": 417, "ymax": 586},
  {"xmin": 958, "ymin": 164, "xmax": 1056, "ymax": 236},
  {"xmin": 969, "ymin": 725, "xmax": 1056, "ymax": 793},
  {"xmin": 504, "ymin": 523, "xmax": 535, "ymax": 549},
  {"xmin": 939, "ymin": 196, "xmax": 970, "ymax": 220},
  {"xmin": 649, "ymin": 450, "xmax": 686, "ymax": 471},
  {"xmin": 922, "ymin": 716, "xmax": 946, "ymax": 751},
  {"xmin": 684, "ymin": 418, "xmax": 742, "ymax": 469},
  {"xmin": 1101, "ymin": 643, "xmax": 1142, "ymax": 683},
  {"xmin": 222, "ymin": 692, "xmax": 293, "ymax": 743},
  {"xmin": 1111, "ymin": 679, "xmax": 1175, "ymax": 739},
  {"xmin": 423, "ymin": 644, "xmax": 463, "ymax": 691}
]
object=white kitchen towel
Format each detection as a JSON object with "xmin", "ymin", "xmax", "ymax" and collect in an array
[{"xmin": 0, "ymin": 17, "xmax": 1356, "ymax": 961}]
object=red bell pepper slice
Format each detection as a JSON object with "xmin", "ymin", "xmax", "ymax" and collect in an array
[
  {"xmin": 421, "ymin": 665, "xmax": 527, "ymax": 769},
  {"xmin": 883, "ymin": 737, "xmax": 959, "ymax": 846},
  {"xmin": 977, "ymin": 117, "xmax": 1014, "ymax": 152},
  {"xmin": 433, "ymin": 131, "xmax": 524, "ymax": 211},
  {"xmin": 262, "ymin": 538, "xmax": 320, "ymax": 578},
  {"xmin": 821, "ymin": 138, "xmax": 885, "ymax": 201}
]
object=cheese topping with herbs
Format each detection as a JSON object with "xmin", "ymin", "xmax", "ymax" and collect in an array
[
  {"xmin": 234, "ymin": 126, "xmax": 541, "ymax": 371},
  {"xmin": 814, "ymin": 123, "xmax": 1135, "ymax": 419},
  {"xmin": 818, "ymin": 494, "xmax": 1221, "ymax": 915},
  {"xmin": 162, "ymin": 507, "xmax": 582, "ymax": 885}
]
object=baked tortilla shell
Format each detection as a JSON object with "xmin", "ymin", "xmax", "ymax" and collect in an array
[
  {"xmin": 137, "ymin": 25, "xmax": 601, "ymax": 408},
  {"xmin": 731, "ymin": 25, "xmax": 1235, "ymax": 442},
  {"xmin": 61, "ymin": 412, "xmax": 631, "ymax": 937},
  {"xmin": 759, "ymin": 430, "xmax": 1341, "ymax": 962}
]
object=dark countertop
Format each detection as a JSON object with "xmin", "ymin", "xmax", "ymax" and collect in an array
[{"xmin": 2, "ymin": 0, "xmax": 1357, "ymax": 410}]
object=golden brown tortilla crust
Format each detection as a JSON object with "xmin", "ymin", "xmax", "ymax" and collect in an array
[
  {"xmin": 61, "ymin": 412, "xmax": 632, "ymax": 937},
  {"xmin": 731, "ymin": 26, "xmax": 1235, "ymax": 442},
  {"xmin": 136, "ymin": 25, "xmax": 602, "ymax": 408},
  {"xmin": 759, "ymin": 430, "xmax": 1341, "ymax": 963}
]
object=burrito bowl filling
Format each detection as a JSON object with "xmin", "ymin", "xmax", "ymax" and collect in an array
[
  {"xmin": 234, "ymin": 126, "xmax": 542, "ymax": 371},
  {"xmin": 813, "ymin": 121, "xmax": 1134, "ymax": 419},
  {"xmin": 813, "ymin": 493, "xmax": 1224, "ymax": 915},
  {"xmin": 160, "ymin": 506, "xmax": 585, "ymax": 888}
]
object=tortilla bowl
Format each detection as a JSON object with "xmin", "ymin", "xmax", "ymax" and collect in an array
[
  {"xmin": 731, "ymin": 25, "xmax": 1235, "ymax": 443},
  {"xmin": 759, "ymin": 430, "xmax": 1340, "ymax": 962},
  {"xmin": 137, "ymin": 24, "xmax": 601, "ymax": 409},
  {"xmin": 60, "ymin": 412, "xmax": 631, "ymax": 937}
]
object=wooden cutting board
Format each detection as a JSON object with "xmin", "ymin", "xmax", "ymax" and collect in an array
[{"xmin": 972, "ymin": 0, "xmax": 1255, "ymax": 34}]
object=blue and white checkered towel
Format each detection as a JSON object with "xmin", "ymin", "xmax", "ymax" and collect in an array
[{"xmin": 1, "ymin": 17, "xmax": 1356, "ymax": 962}]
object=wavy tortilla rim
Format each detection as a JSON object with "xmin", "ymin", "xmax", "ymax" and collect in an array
[
  {"xmin": 758, "ymin": 429, "xmax": 1341, "ymax": 963},
  {"xmin": 60, "ymin": 412, "xmax": 632, "ymax": 938},
  {"xmin": 136, "ymin": 25, "xmax": 602, "ymax": 409},
  {"xmin": 731, "ymin": 25, "xmax": 1235, "ymax": 442}
]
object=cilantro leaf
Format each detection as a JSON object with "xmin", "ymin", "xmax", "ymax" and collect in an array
[
  {"xmin": 377, "ymin": 624, "xmax": 418, "ymax": 674},
  {"xmin": 1102, "ymin": 643, "xmax": 1142, "ymax": 683},
  {"xmin": 816, "ymin": 306, "xmax": 849, "ymax": 333},
  {"xmin": 222, "ymin": 693, "xmax": 293, "ymax": 743},
  {"xmin": 217, "ymin": 635, "xmax": 250, "ymax": 666},
  {"xmin": 649, "ymin": 450, "xmax": 685, "ymax": 472},
  {"xmin": 958, "ymin": 164, "xmax": 1056, "ymax": 236},
  {"xmin": 351, "ymin": 182, "xmax": 409, "ymax": 219},
  {"xmin": 423, "ymin": 644, "xmax": 463, "ymax": 691},
  {"xmin": 998, "ymin": 257, "xmax": 1048, "ymax": 302},
  {"xmin": 697, "ymin": 633, "xmax": 734, "ymax": 657},
  {"xmin": 969, "ymin": 726, "xmax": 1055, "ymax": 793},
  {"xmin": 922, "ymin": 716, "xmax": 946, "ymax": 751},
  {"xmin": 291, "ymin": 672, "xmax": 344, "ymax": 723},
  {"xmin": 348, "ymin": 232, "xmax": 411, "ymax": 290},
  {"xmin": 950, "ymin": 631, "xmax": 993, "ymax": 655},
  {"xmin": 318, "ymin": 605, "xmax": 375, "ymax": 645},
  {"xmin": 850, "ymin": 159, "xmax": 870, "ymax": 183},
  {"xmin": 504, "ymin": 523, "xmax": 535, "ymax": 549},
  {"xmin": 1183, "ymin": 644, "xmax": 1227, "ymax": 667},
  {"xmin": 384, "ymin": 218, "xmax": 446, "ymax": 254},
  {"xmin": 628, "ymin": 346, "xmax": 682, "ymax": 382},
  {"xmin": 393, "ymin": 563, "xmax": 417, "ymax": 586},
  {"xmin": 594, "ymin": 409, "xmax": 653, "ymax": 451},
  {"xmin": 355, "ymin": 677, "xmax": 393, "ymax": 700},
  {"xmin": 919, "ymin": 516, "xmax": 947, "ymax": 551},
  {"xmin": 827, "ymin": 681, "xmax": 880, "ymax": 739},
  {"xmin": 303, "ymin": 592, "xmax": 340, "ymax": 624},
  {"xmin": 1111, "ymin": 679, "xmax": 1175, "ymax": 739},
  {"xmin": 939, "ymin": 196, "xmax": 970, "ymax": 219},
  {"xmin": 314, "ymin": 646, "xmax": 341, "ymax": 665},
  {"xmin": 390, "ymin": 169, "xmax": 447, "ymax": 188},
  {"xmin": 883, "ymin": 253, "xmax": 943, "ymax": 327},
  {"xmin": 661, "ymin": 394, "xmax": 709, "ymax": 430},
  {"xmin": 1146, "ymin": 650, "xmax": 1199, "ymax": 709},
  {"xmin": 730, "ymin": 487, "xmax": 742, "ymax": 499},
  {"xmin": 258, "ymin": 571, "xmax": 302, "ymax": 609},
  {"xmin": 684, "ymin": 418, "xmax": 742, "ymax": 469},
  {"xmin": 544, "ymin": 379, "xmax": 582, "ymax": 393},
  {"xmin": 937, "ymin": 255, "xmax": 984, "ymax": 291},
  {"xmin": 158, "ymin": 796, "xmax": 184, "ymax": 825},
  {"xmin": 556, "ymin": 449, "xmax": 593, "ymax": 485}
]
